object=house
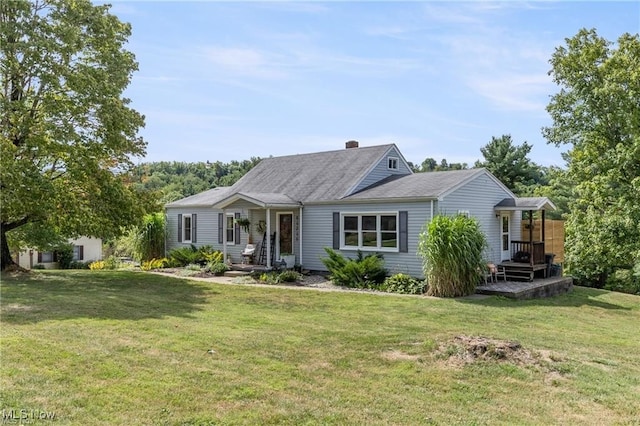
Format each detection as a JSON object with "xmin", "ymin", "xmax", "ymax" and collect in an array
[
  {"xmin": 16, "ymin": 236, "xmax": 103, "ymax": 269},
  {"xmin": 165, "ymin": 142, "xmax": 555, "ymax": 278}
]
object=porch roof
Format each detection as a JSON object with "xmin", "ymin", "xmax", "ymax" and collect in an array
[
  {"xmin": 494, "ymin": 197, "xmax": 556, "ymax": 211},
  {"xmin": 212, "ymin": 192, "xmax": 302, "ymax": 209}
]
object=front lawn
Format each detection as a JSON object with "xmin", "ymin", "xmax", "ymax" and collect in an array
[{"xmin": 1, "ymin": 270, "xmax": 639, "ymax": 424}]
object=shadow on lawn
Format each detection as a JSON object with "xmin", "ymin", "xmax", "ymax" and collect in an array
[
  {"xmin": 459, "ymin": 286, "xmax": 634, "ymax": 311},
  {"xmin": 0, "ymin": 270, "xmax": 217, "ymax": 324}
]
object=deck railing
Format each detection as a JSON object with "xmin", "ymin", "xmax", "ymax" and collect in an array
[{"xmin": 510, "ymin": 241, "xmax": 545, "ymax": 265}]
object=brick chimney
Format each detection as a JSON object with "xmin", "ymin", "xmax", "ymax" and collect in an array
[{"xmin": 345, "ymin": 140, "xmax": 359, "ymax": 149}]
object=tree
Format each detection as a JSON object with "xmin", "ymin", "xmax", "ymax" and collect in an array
[
  {"xmin": 1, "ymin": 0, "xmax": 147, "ymax": 269},
  {"xmin": 475, "ymin": 135, "xmax": 543, "ymax": 194},
  {"xmin": 543, "ymin": 29, "xmax": 640, "ymax": 287}
]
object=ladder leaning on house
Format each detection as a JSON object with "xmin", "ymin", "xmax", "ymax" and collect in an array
[{"xmin": 257, "ymin": 232, "xmax": 276, "ymax": 266}]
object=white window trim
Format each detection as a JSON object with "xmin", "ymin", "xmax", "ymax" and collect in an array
[
  {"xmin": 225, "ymin": 213, "xmax": 236, "ymax": 245},
  {"xmin": 182, "ymin": 214, "xmax": 193, "ymax": 243},
  {"xmin": 387, "ymin": 156, "xmax": 399, "ymax": 170},
  {"xmin": 340, "ymin": 212, "xmax": 399, "ymax": 252}
]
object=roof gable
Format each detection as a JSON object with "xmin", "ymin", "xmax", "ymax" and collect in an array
[{"xmin": 227, "ymin": 144, "xmax": 398, "ymax": 203}]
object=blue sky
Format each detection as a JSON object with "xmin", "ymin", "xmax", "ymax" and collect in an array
[{"xmin": 107, "ymin": 1, "xmax": 640, "ymax": 168}]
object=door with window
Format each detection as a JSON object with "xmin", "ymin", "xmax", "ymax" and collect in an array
[
  {"xmin": 277, "ymin": 213, "xmax": 293, "ymax": 257},
  {"xmin": 501, "ymin": 213, "xmax": 511, "ymax": 261}
]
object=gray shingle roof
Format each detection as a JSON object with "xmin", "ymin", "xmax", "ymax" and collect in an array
[
  {"xmin": 226, "ymin": 144, "xmax": 397, "ymax": 203},
  {"xmin": 165, "ymin": 186, "xmax": 233, "ymax": 207},
  {"xmin": 344, "ymin": 168, "xmax": 486, "ymax": 201},
  {"xmin": 494, "ymin": 197, "xmax": 556, "ymax": 211}
]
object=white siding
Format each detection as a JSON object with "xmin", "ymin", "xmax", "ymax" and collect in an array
[
  {"xmin": 16, "ymin": 237, "xmax": 102, "ymax": 269},
  {"xmin": 350, "ymin": 146, "xmax": 411, "ymax": 194},
  {"xmin": 303, "ymin": 201, "xmax": 432, "ymax": 278},
  {"xmin": 438, "ymin": 173, "xmax": 514, "ymax": 265}
]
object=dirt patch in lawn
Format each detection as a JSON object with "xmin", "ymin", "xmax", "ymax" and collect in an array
[{"xmin": 436, "ymin": 335, "xmax": 564, "ymax": 370}]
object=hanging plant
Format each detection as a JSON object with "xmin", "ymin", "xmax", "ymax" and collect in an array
[{"xmin": 235, "ymin": 217, "xmax": 251, "ymax": 233}]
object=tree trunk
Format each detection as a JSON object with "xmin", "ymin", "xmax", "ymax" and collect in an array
[{"xmin": 1, "ymin": 226, "xmax": 18, "ymax": 270}]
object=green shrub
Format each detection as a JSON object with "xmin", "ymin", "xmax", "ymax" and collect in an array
[
  {"xmin": 32, "ymin": 263, "xmax": 46, "ymax": 270},
  {"xmin": 277, "ymin": 270, "xmax": 302, "ymax": 283},
  {"xmin": 321, "ymin": 248, "xmax": 387, "ymax": 288},
  {"xmin": 205, "ymin": 262, "xmax": 229, "ymax": 275},
  {"xmin": 69, "ymin": 260, "xmax": 91, "ymax": 269},
  {"xmin": 604, "ymin": 268, "xmax": 640, "ymax": 295},
  {"xmin": 185, "ymin": 263, "xmax": 202, "ymax": 271},
  {"xmin": 103, "ymin": 255, "xmax": 121, "ymax": 270},
  {"xmin": 418, "ymin": 214, "xmax": 487, "ymax": 297},
  {"xmin": 167, "ymin": 245, "xmax": 223, "ymax": 267},
  {"xmin": 55, "ymin": 243, "xmax": 74, "ymax": 269},
  {"xmin": 382, "ymin": 273, "xmax": 427, "ymax": 294},
  {"xmin": 257, "ymin": 271, "xmax": 302, "ymax": 284}
]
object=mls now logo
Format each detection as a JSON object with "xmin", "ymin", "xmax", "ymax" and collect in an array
[{"xmin": 1, "ymin": 409, "xmax": 56, "ymax": 421}]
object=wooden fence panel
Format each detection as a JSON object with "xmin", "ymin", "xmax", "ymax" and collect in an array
[{"xmin": 520, "ymin": 219, "xmax": 565, "ymax": 264}]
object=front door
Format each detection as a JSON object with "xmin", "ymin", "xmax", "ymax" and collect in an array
[
  {"xmin": 501, "ymin": 213, "xmax": 511, "ymax": 261},
  {"xmin": 277, "ymin": 213, "xmax": 293, "ymax": 257}
]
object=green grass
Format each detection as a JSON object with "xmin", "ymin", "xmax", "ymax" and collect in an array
[{"xmin": 1, "ymin": 270, "xmax": 639, "ymax": 425}]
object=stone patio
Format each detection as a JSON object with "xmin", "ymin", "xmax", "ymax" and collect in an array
[{"xmin": 476, "ymin": 276, "xmax": 574, "ymax": 300}]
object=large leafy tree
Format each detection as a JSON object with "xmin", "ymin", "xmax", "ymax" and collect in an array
[
  {"xmin": 543, "ymin": 29, "xmax": 640, "ymax": 287},
  {"xmin": 0, "ymin": 0, "xmax": 147, "ymax": 269},
  {"xmin": 474, "ymin": 134, "xmax": 544, "ymax": 195}
]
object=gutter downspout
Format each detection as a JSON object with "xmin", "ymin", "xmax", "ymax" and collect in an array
[
  {"xmin": 430, "ymin": 199, "xmax": 435, "ymax": 222},
  {"xmin": 299, "ymin": 206, "xmax": 303, "ymax": 266},
  {"xmin": 222, "ymin": 208, "xmax": 227, "ymax": 263},
  {"xmin": 266, "ymin": 208, "xmax": 271, "ymax": 268}
]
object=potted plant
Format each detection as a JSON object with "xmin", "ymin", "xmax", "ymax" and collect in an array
[{"xmin": 256, "ymin": 220, "xmax": 266, "ymax": 235}]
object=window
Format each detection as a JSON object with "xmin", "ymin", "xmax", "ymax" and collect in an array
[
  {"xmin": 342, "ymin": 213, "xmax": 398, "ymax": 251},
  {"xmin": 226, "ymin": 214, "xmax": 235, "ymax": 244},
  {"xmin": 388, "ymin": 157, "xmax": 399, "ymax": 170},
  {"xmin": 182, "ymin": 214, "xmax": 192, "ymax": 242},
  {"xmin": 40, "ymin": 251, "xmax": 55, "ymax": 263},
  {"xmin": 73, "ymin": 245, "xmax": 84, "ymax": 261}
]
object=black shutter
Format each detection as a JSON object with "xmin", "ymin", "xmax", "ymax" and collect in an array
[
  {"xmin": 38, "ymin": 252, "xmax": 42, "ymax": 263},
  {"xmin": 192, "ymin": 214, "xmax": 197, "ymax": 243},
  {"xmin": 79, "ymin": 246, "xmax": 84, "ymax": 261},
  {"xmin": 332, "ymin": 212, "xmax": 340, "ymax": 249},
  {"xmin": 178, "ymin": 214, "xmax": 183, "ymax": 243},
  {"xmin": 234, "ymin": 212, "xmax": 241, "ymax": 244},
  {"xmin": 53, "ymin": 251, "xmax": 58, "ymax": 262},
  {"xmin": 399, "ymin": 211, "xmax": 408, "ymax": 253},
  {"xmin": 218, "ymin": 213, "xmax": 223, "ymax": 244}
]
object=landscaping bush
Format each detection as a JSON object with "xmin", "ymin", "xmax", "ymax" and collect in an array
[
  {"xmin": 257, "ymin": 271, "xmax": 302, "ymax": 284},
  {"xmin": 69, "ymin": 260, "xmax": 91, "ymax": 270},
  {"xmin": 604, "ymin": 268, "xmax": 640, "ymax": 295},
  {"xmin": 382, "ymin": 273, "xmax": 427, "ymax": 294},
  {"xmin": 89, "ymin": 261, "xmax": 105, "ymax": 270},
  {"xmin": 133, "ymin": 212, "xmax": 166, "ymax": 262},
  {"xmin": 55, "ymin": 243, "xmax": 74, "ymax": 269},
  {"xmin": 205, "ymin": 261, "xmax": 229, "ymax": 276},
  {"xmin": 141, "ymin": 258, "xmax": 168, "ymax": 271},
  {"xmin": 167, "ymin": 245, "xmax": 223, "ymax": 267},
  {"xmin": 321, "ymin": 248, "xmax": 387, "ymax": 288},
  {"xmin": 418, "ymin": 214, "xmax": 487, "ymax": 297}
]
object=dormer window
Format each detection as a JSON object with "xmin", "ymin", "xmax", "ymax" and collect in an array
[{"xmin": 388, "ymin": 157, "xmax": 398, "ymax": 170}]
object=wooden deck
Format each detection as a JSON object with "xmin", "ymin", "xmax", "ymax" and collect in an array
[
  {"xmin": 499, "ymin": 261, "xmax": 549, "ymax": 282},
  {"xmin": 476, "ymin": 276, "xmax": 573, "ymax": 300}
]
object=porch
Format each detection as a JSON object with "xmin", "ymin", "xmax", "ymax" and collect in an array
[
  {"xmin": 494, "ymin": 197, "xmax": 558, "ymax": 282},
  {"xmin": 476, "ymin": 276, "xmax": 574, "ymax": 300}
]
